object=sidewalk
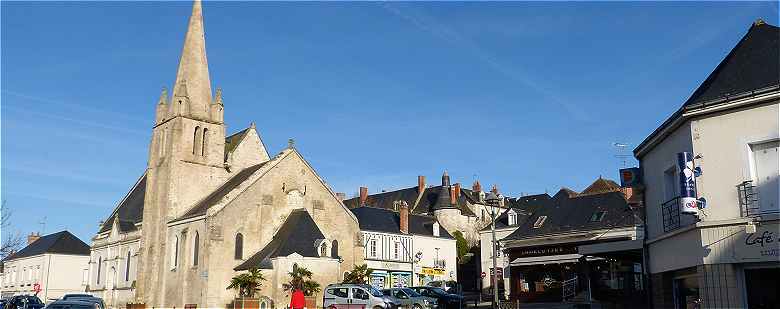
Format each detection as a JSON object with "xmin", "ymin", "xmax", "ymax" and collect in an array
[{"xmin": 464, "ymin": 300, "xmax": 603, "ymax": 309}]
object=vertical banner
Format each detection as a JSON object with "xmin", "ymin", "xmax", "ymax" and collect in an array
[{"xmin": 677, "ymin": 152, "xmax": 699, "ymax": 215}]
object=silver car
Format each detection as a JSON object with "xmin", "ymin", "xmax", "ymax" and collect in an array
[
  {"xmin": 382, "ymin": 288, "xmax": 430, "ymax": 309},
  {"xmin": 324, "ymin": 283, "xmax": 392, "ymax": 309}
]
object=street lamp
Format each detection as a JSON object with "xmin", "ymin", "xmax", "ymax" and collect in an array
[{"xmin": 485, "ymin": 190, "xmax": 501, "ymax": 309}]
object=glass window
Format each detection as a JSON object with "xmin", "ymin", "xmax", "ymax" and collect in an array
[
  {"xmin": 328, "ymin": 288, "xmax": 348, "ymax": 298},
  {"xmin": 394, "ymin": 242, "xmax": 400, "ymax": 260},
  {"xmin": 533, "ymin": 216, "xmax": 547, "ymax": 228},
  {"xmin": 370, "ymin": 239, "xmax": 377, "ymax": 257},
  {"xmin": 352, "ymin": 288, "xmax": 369, "ymax": 300},
  {"xmin": 751, "ymin": 140, "xmax": 779, "ymax": 213},
  {"xmin": 590, "ymin": 211, "xmax": 607, "ymax": 222},
  {"xmin": 193, "ymin": 232, "xmax": 200, "ymax": 266},
  {"xmin": 235, "ymin": 233, "xmax": 244, "ymax": 260}
]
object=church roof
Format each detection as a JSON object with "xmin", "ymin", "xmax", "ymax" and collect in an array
[
  {"xmin": 4, "ymin": 231, "xmax": 90, "ymax": 261},
  {"xmin": 350, "ymin": 206, "xmax": 453, "ymax": 238},
  {"xmin": 98, "ymin": 173, "xmax": 146, "ymax": 233},
  {"xmin": 178, "ymin": 161, "xmax": 270, "ymax": 220},
  {"xmin": 224, "ymin": 127, "xmax": 250, "ymax": 161},
  {"xmin": 235, "ymin": 209, "xmax": 325, "ymax": 270}
]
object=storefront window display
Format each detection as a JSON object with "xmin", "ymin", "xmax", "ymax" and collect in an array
[
  {"xmin": 390, "ymin": 272, "xmax": 412, "ymax": 288},
  {"xmin": 674, "ymin": 276, "xmax": 700, "ymax": 309}
]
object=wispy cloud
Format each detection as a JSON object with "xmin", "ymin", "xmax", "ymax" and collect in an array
[
  {"xmin": 2, "ymin": 165, "xmax": 130, "ymax": 187},
  {"xmin": 379, "ymin": 2, "xmax": 592, "ymax": 122},
  {"xmin": 1, "ymin": 89, "xmax": 148, "ymax": 124},
  {"xmin": 2, "ymin": 104, "xmax": 148, "ymax": 136}
]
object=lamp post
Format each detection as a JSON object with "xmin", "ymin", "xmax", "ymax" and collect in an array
[{"xmin": 485, "ymin": 191, "xmax": 501, "ymax": 309}]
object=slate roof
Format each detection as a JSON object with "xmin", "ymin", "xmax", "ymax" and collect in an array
[
  {"xmin": 5, "ymin": 231, "xmax": 90, "ymax": 261},
  {"xmin": 683, "ymin": 21, "xmax": 779, "ymax": 107},
  {"xmin": 485, "ymin": 194, "xmax": 552, "ymax": 231},
  {"xmin": 99, "ymin": 173, "xmax": 146, "ymax": 233},
  {"xmin": 99, "ymin": 126, "xmax": 256, "ymax": 233},
  {"xmin": 342, "ymin": 186, "xmax": 478, "ymax": 217},
  {"xmin": 502, "ymin": 190, "xmax": 640, "ymax": 241},
  {"xmin": 178, "ymin": 162, "xmax": 269, "ymax": 220},
  {"xmin": 350, "ymin": 206, "xmax": 454, "ymax": 238},
  {"xmin": 235, "ymin": 209, "xmax": 325, "ymax": 270}
]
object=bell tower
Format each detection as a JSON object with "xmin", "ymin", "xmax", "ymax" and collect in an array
[{"xmin": 138, "ymin": 1, "xmax": 228, "ymax": 305}]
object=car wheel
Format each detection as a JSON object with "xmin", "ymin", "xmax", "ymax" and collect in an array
[
  {"xmin": 413, "ymin": 304, "xmax": 422, "ymax": 309},
  {"xmin": 374, "ymin": 306, "xmax": 384, "ymax": 309}
]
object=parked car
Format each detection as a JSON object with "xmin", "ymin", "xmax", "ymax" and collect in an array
[
  {"xmin": 56, "ymin": 296, "xmax": 104, "ymax": 309},
  {"xmin": 425, "ymin": 281, "xmax": 460, "ymax": 294},
  {"xmin": 323, "ymin": 283, "xmax": 394, "ymax": 309},
  {"xmin": 3, "ymin": 295, "xmax": 45, "ymax": 309},
  {"xmin": 382, "ymin": 288, "xmax": 430, "ymax": 309},
  {"xmin": 409, "ymin": 287, "xmax": 463, "ymax": 309},
  {"xmin": 44, "ymin": 300, "xmax": 100, "ymax": 309}
]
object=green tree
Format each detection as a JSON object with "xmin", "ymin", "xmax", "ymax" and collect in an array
[
  {"xmin": 226, "ymin": 268, "xmax": 266, "ymax": 298},
  {"xmin": 452, "ymin": 231, "xmax": 471, "ymax": 264},
  {"xmin": 342, "ymin": 264, "xmax": 373, "ymax": 284},
  {"xmin": 282, "ymin": 264, "xmax": 321, "ymax": 296}
]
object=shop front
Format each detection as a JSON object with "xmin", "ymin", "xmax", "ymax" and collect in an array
[{"xmin": 366, "ymin": 260, "xmax": 413, "ymax": 289}]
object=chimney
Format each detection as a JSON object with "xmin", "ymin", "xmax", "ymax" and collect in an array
[
  {"xmin": 418, "ymin": 176, "xmax": 426, "ymax": 194},
  {"xmin": 399, "ymin": 201, "xmax": 409, "ymax": 234},
  {"xmin": 335, "ymin": 192, "xmax": 346, "ymax": 202},
  {"xmin": 472, "ymin": 180, "xmax": 482, "ymax": 192},
  {"xmin": 454, "ymin": 183, "xmax": 461, "ymax": 199},
  {"xmin": 449, "ymin": 187, "xmax": 457, "ymax": 205},
  {"xmin": 27, "ymin": 232, "xmax": 40, "ymax": 245},
  {"xmin": 359, "ymin": 187, "xmax": 368, "ymax": 206},
  {"xmin": 433, "ymin": 221, "xmax": 440, "ymax": 237}
]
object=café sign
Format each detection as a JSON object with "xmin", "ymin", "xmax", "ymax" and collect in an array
[
  {"xmin": 420, "ymin": 267, "xmax": 445, "ymax": 276},
  {"xmin": 515, "ymin": 245, "xmax": 578, "ymax": 258}
]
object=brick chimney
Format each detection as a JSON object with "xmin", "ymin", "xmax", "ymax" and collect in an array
[
  {"xmin": 335, "ymin": 192, "xmax": 346, "ymax": 202},
  {"xmin": 399, "ymin": 201, "xmax": 409, "ymax": 234},
  {"xmin": 472, "ymin": 180, "xmax": 482, "ymax": 192},
  {"xmin": 450, "ymin": 186, "xmax": 457, "ymax": 205},
  {"xmin": 454, "ymin": 183, "xmax": 461, "ymax": 199},
  {"xmin": 418, "ymin": 176, "xmax": 426, "ymax": 194},
  {"xmin": 27, "ymin": 232, "xmax": 40, "ymax": 245},
  {"xmin": 359, "ymin": 187, "xmax": 368, "ymax": 206}
]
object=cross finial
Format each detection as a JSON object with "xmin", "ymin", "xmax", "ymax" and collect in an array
[{"xmin": 288, "ymin": 138, "xmax": 295, "ymax": 149}]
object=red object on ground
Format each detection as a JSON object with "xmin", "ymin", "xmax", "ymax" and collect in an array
[{"xmin": 290, "ymin": 289, "xmax": 306, "ymax": 309}]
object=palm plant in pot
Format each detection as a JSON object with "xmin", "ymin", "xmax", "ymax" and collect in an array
[
  {"xmin": 227, "ymin": 267, "xmax": 266, "ymax": 299},
  {"xmin": 283, "ymin": 264, "xmax": 321, "ymax": 308}
]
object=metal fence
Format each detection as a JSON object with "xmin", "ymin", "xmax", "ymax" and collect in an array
[{"xmin": 562, "ymin": 276, "xmax": 577, "ymax": 300}]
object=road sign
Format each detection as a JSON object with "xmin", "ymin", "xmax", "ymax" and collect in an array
[
  {"xmin": 33, "ymin": 283, "xmax": 41, "ymax": 293},
  {"xmin": 480, "ymin": 272, "xmax": 486, "ymax": 279}
]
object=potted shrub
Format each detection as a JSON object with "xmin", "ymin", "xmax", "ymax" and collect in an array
[
  {"xmin": 283, "ymin": 264, "xmax": 321, "ymax": 309},
  {"xmin": 227, "ymin": 268, "xmax": 266, "ymax": 309}
]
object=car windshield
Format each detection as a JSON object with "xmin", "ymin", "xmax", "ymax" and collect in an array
[
  {"xmin": 368, "ymin": 286, "xmax": 383, "ymax": 297},
  {"xmin": 63, "ymin": 295, "xmax": 92, "ymax": 300},
  {"xmin": 402, "ymin": 288, "xmax": 421, "ymax": 297},
  {"xmin": 428, "ymin": 288, "xmax": 449, "ymax": 296}
]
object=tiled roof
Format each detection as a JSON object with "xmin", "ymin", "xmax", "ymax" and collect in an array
[
  {"xmin": 683, "ymin": 21, "xmax": 779, "ymax": 107},
  {"xmin": 4, "ymin": 231, "xmax": 89, "ymax": 261},
  {"xmin": 342, "ymin": 185, "xmax": 477, "ymax": 217},
  {"xmin": 350, "ymin": 206, "xmax": 453, "ymax": 238},
  {"xmin": 502, "ymin": 190, "xmax": 639, "ymax": 241},
  {"xmin": 579, "ymin": 178, "xmax": 621, "ymax": 196},
  {"xmin": 235, "ymin": 209, "xmax": 325, "ymax": 270},
  {"xmin": 99, "ymin": 173, "xmax": 146, "ymax": 233},
  {"xmin": 485, "ymin": 194, "xmax": 551, "ymax": 231}
]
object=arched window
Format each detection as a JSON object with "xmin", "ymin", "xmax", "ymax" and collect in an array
[
  {"xmin": 331, "ymin": 240, "xmax": 339, "ymax": 258},
  {"xmin": 235, "ymin": 233, "xmax": 244, "ymax": 260},
  {"xmin": 193, "ymin": 232, "xmax": 200, "ymax": 266},
  {"xmin": 201, "ymin": 128, "xmax": 208, "ymax": 156},
  {"xmin": 125, "ymin": 251, "xmax": 131, "ymax": 282},
  {"xmin": 320, "ymin": 242, "xmax": 328, "ymax": 257},
  {"xmin": 193, "ymin": 126, "xmax": 201, "ymax": 154},
  {"xmin": 97, "ymin": 256, "xmax": 102, "ymax": 284}
]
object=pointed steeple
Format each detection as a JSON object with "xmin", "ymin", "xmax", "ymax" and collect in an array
[
  {"xmin": 441, "ymin": 170, "xmax": 451, "ymax": 187},
  {"xmin": 171, "ymin": 0, "xmax": 212, "ymax": 119}
]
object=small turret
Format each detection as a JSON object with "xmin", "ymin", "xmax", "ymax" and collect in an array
[
  {"xmin": 210, "ymin": 87, "xmax": 224, "ymax": 123},
  {"xmin": 155, "ymin": 87, "xmax": 168, "ymax": 124},
  {"xmin": 441, "ymin": 170, "xmax": 451, "ymax": 187}
]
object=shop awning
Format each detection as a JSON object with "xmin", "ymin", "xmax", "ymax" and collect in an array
[
  {"xmin": 578, "ymin": 239, "xmax": 643, "ymax": 255},
  {"xmin": 510, "ymin": 254, "xmax": 585, "ymax": 266}
]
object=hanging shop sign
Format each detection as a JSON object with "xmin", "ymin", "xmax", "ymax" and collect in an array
[
  {"xmin": 619, "ymin": 167, "xmax": 642, "ymax": 187},
  {"xmin": 677, "ymin": 152, "xmax": 699, "ymax": 215}
]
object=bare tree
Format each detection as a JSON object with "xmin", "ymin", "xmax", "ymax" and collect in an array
[{"xmin": 1, "ymin": 200, "xmax": 24, "ymax": 260}]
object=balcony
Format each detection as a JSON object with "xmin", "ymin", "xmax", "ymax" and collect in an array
[
  {"xmin": 737, "ymin": 180, "xmax": 778, "ymax": 217},
  {"xmin": 661, "ymin": 197, "xmax": 682, "ymax": 233}
]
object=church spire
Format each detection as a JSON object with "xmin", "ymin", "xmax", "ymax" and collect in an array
[{"xmin": 171, "ymin": 0, "xmax": 212, "ymax": 119}]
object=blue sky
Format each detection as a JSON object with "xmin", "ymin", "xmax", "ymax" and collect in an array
[{"xmin": 2, "ymin": 1, "xmax": 778, "ymax": 242}]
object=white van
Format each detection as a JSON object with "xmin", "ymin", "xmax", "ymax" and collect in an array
[{"xmin": 323, "ymin": 284, "xmax": 396, "ymax": 309}]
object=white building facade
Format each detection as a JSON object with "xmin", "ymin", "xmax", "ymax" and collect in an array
[
  {"xmin": 1, "ymin": 231, "xmax": 91, "ymax": 303},
  {"xmin": 635, "ymin": 20, "xmax": 779, "ymax": 309}
]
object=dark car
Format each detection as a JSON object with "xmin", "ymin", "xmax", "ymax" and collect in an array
[
  {"xmin": 55, "ymin": 296, "xmax": 103, "ymax": 309},
  {"xmin": 44, "ymin": 300, "xmax": 100, "ymax": 309},
  {"xmin": 410, "ymin": 287, "xmax": 463, "ymax": 309},
  {"xmin": 4, "ymin": 295, "xmax": 45, "ymax": 309}
]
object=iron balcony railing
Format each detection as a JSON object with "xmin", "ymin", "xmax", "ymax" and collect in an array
[
  {"xmin": 737, "ymin": 180, "xmax": 763, "ymax": 217},
  {"xmin": 661, "ymin": 197, "xmax": 682, "ymax": 233}
]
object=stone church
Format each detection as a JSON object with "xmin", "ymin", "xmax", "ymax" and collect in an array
[{"xmin": 88, "ymin": 1, "xmax": 362, "ymax": 308}]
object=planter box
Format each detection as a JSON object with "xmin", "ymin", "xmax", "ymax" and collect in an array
[
  {"xmin": 304, "ymin": 296, "xmax": 317, "ymax": 309},
  {"xmin": 232, "ymin": 298, "xmax": 260, "ymax": 309},
  {"xmin": 126, "ymin": 304, "xmax": 146, "ymax": 309}
]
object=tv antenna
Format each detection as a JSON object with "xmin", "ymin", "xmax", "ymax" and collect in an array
[
  {"xmin": 38, "ymin": 216, "xmax": 47, "ymax": 235},
  {"xmin": 613, "ymin": 142, "xmax": 632, "ymax": 168}
]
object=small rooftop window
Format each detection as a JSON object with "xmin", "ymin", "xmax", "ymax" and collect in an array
[
  {"xmin": 533, "ymin": 216, "xmax": 547, "ymax": 228},
  {"xmin": 590, "ymin": 211, "xmax": 607, "ymax": 222}
]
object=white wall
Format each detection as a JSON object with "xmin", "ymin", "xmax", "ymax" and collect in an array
[
  {"xmin": 478, "ymin": 227, "xmax": 515, "ymax": 291},
  {"xmin": 0, "ymin": 254, "xmax": 89, "ymax": 302},
  {"xmin": 413, "ymin": 235, "xmax": 457, "ymax": 282}
]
